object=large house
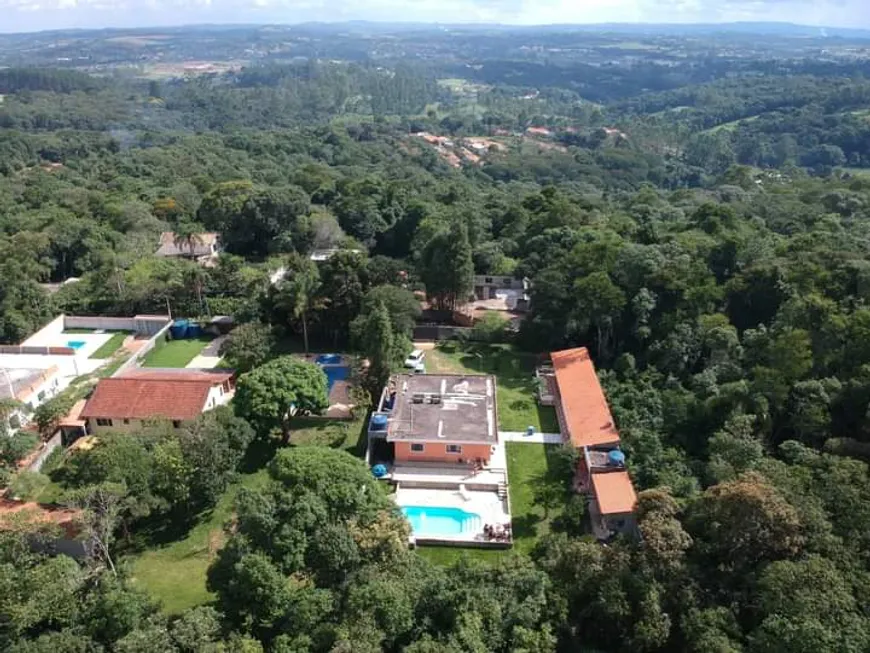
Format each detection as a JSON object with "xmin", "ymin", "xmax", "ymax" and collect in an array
[
  {"xmin": 81, "ymin": 369, "xmax": 235, "ymax": 432},
  {"xmin": 374, "ymin": 374, "xmax": 498, "ymax": 465},
  {"xmin": 155, "ymin": 232, "xmax": 221, "ymax": 265},
  {"xmin": 550, "ymin": 347, "xmax": 638, "ymax": 539}
]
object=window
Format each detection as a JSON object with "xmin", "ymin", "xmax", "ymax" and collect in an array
[
  {"xmin": 484, "ymin": 277, "xmax": 493, "ymax": 283},
  {"xmin": 410, "ymin": 443, "xmax": 425, "ymax": 453},
  {"xmin": 172, "ymin": 420, "xmax": 182, "ymax": 429},
  {"xmin": 123, "ymin": 419, "xmax": 130, "ymax": 425},
  {"xmin": 96, "ymin": 418, "xmax": 113, "ymax": 427},
  {"xmin": 446, "ymin": 444, "xmax": 462, "ymax": 454}
]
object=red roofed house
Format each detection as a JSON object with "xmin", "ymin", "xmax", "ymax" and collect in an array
[
  {"xmin": 550, "ymin": 347, "xmax": 637, "ymax": 539},
  {"xmin": 81, "ymin": 369, "xmax": 235, "ymax": 433}
]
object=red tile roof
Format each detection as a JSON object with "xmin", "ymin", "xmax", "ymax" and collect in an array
[
  {"xmin": 81, "ymin": 377, "xmax": 214, "ymax": 421},
  {"xmin": 119, "ymin": 369, "xmax": 234, "ymax": 383},
  {"xmin": 591, "ymin": 471, "xmax": 637, "ymax": 515},
  {"xmin": 551, "ymin": 347, "xmax": 620, "ymax": 448}
]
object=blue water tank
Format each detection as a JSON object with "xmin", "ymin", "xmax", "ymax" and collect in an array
[
  {"xmin": 187, "ymin": 323, "xmax": 204, "ymax": 339},
  {"xmin": 372, "ymin": 464, "xmax": 388, "ymax": 478},
  {"xmin": 169, "ymin": 319, "xmax": 189, "ymax": 339},
  {"xmin": 370, "ymin": 414, "xmax": 388, "ymax": 431},
  {"xmin": 608, "ymin": 450, "xmax": 626, "ymax": 466}
]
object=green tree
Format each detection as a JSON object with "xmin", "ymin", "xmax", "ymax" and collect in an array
[
  {"xmin": 420, "ymin": 220, "xmax": 473, "ymax": 311},
  {"xmin": 234, "ymin": 357, "xmax": 329, "ymax": 442},
  {"xmin": 33, "ymin": 394, "xmax": 75, "ymax": 440},
  {"xmin": 219, "ymin": 322, "xmax": 276, "ymax": 373},
  {"xmin": 275, "ymin": 254, "xmax": 321, "ymax": 355}
]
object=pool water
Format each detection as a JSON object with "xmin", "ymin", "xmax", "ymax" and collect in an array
[
  {"xmin": 321, "ymin": 365, "xmax": 350, "ymax": 393},
  {"xmin": 66, "ymin": 340, "xmax": 86, "ymax": 350},
  {"xmin": 402, "ymin": 505, "xmax": 481, "ymax": 536}
]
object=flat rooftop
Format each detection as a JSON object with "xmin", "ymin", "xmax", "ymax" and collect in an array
[{"xmin": 387, "ymin": 374, "xmax": 497, "ymax": 444}]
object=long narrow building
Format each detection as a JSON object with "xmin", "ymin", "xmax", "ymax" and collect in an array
[{"xmin": 550, "ymin": 347, "xmax": 637, "ymax": 539}]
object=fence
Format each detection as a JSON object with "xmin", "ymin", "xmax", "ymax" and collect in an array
[
  {"xmin": 25, "ymin": 432, "xmax": 62, "ymax": 473},
  {"xmin": 110, "ymin": 320, "xmax": 174, "ymax": 378}
]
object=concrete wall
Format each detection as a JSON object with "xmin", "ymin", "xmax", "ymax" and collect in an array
[
  {"xmin": 394, "ymin": 441, "xmax": 492, "ymax": 464},
  {"xmin": 110, "ymin": 320, "xmax": 173, "ymax": 377},
  {"xmin": 26, "ymin": 432, "xmax": 62, "ymax": 472},
  {"xmin": 64, "ymin": 314, "xmax": 170, "ymax": 336}
]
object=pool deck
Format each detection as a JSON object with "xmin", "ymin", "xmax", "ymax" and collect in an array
[{"xmin": 395, "ymin": 486, "xmax": 511, "ymax": 547}]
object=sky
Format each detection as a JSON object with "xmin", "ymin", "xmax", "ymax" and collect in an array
[{"xmin": 2, "ymin": 0, "xmax": 870, "ymax": 34}]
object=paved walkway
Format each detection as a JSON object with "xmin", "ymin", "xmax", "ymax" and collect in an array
[
  {"xmin": 185, "ymin": 335, "xmax": 227, "ymax": 369},
  {"xmin": 499, "ymin": 431, "xmax": 564, "ymax": 444}
]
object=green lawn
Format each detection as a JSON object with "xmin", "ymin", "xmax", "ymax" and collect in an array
[
  {"xmin": 127, "ymin": 468, "xmax": 270, "ymax": 614},
  {"xmin": 290, "ymin": 415, "xmax": 367, "ymax": 456},
  {"xmin": 126, "ymin": 418, "xmax": 366, "ymax": 613},
  {"xmin": 424, "ymin": 343, "xmax": 559, "ymax": 433},
  {"xmin": 418, "ymin": 442, "xmax": 564, "ymax": 565},
  {"xmin": 89, "ymin": 332, "xmax": 128, "ymax": 359},
  {"xmin": 142, "ymin": 336, "xmax": 213, "ymax": 368}
]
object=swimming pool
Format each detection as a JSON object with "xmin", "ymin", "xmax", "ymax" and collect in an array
[
  {"xmin": 401, "ymin": 505, "xmax": 481, "ymax": 537},
  {"xmin": 66, "ymin": 340, "xmax": 86, "ymax": 350},
  {"xmin": 322, "ymin": 365, "xmax": 350, "ymax": 393}
]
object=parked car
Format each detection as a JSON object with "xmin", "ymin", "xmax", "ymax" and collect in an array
[{"xmin": 404, "ymin": 349, "xmax": 426, "ymax": 371}]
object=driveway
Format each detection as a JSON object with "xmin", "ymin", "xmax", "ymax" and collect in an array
[{"xmin": 185, "ymin": 335, "xmax": 227, "ymax": 369}]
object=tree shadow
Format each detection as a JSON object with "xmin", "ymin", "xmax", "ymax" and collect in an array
[{"xmin": 510, "ymin": 513, "xmax": 543, "ymax": 541}]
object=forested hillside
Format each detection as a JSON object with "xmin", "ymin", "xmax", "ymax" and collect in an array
[{"xmin": 4, "ymin": 23, "xmax": 870, "ymax": 653}]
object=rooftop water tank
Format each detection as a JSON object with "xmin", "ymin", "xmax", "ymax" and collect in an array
[
  {"xmin": 607, "ymin": 450, "xmax": 626, "ymax": 466},
  {"xmin": 372, "ymin": 464, "xmax": 388, "ymax": 478},
  {"xmin": 370, "ymin": 414, "xmax": 389, "ymax": 431}
]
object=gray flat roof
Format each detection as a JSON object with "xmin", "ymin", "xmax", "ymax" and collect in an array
[{"xmin": 386, "ymin": 374, "xmax": 497, "ymax": 444}]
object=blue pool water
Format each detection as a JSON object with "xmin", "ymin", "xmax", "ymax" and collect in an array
[
  {"xmin": 402, "ymin": 506, "xmax": 480, "ymax": 536},
  {"xmin": 322, "ymin": 365, "xmax": 350, "ymax": 393},
  {"xmin": 316, "ymin": 353, "xmax": 343, "ymax": 365},
  {"xmin": 66, "ymin": 340, "xmax": 86, "ymax": 350}
]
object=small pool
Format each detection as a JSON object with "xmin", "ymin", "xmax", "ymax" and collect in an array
[
  {"xmin": 66, "ymin": 340, "xmax": 86, "ymax": 350},
  {"xmin": 316, "ymin": 353, "xmax": 343, "ymax": 366},
  {"xmin": 323, "ymin": 365, "xmax": 350, "ymax": 393},
  {"xmin": 401, "ymin": 505, "xmax": 481, "ymax": 537}
]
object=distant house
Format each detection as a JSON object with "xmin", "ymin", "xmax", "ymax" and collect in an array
[
  {"xmin": 550, "ymin": 347, "xmax": 637, "ymax": 539},
  {"xmin": 0, "ymin": 366, "xmax": 62, "ymax": 432},
  {"xmin": 81, "ymin": 369, "xmax": 235, "ymax": 433},
  {"xmin": 0, "ymin": 499, "xmax": 88, "ymax": 559},
  {"xmin": 155, "ymin": 232, "xmax": 221, "ymax": 265},
  {"xmin": 471, "ymin": 275, "xmax": 530, "ymax": 311},
  {"xmin": 372, "ymin": 374, "xmax": 498, "ymax": 465}
]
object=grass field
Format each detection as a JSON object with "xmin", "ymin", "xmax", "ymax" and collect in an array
[
  {"xmin": 89, "ymin": 332, "xmax": 128, "ymax": 359},
  {"xmin": 418, "ymin": 441, "xmax": 563, "ymax": 565},
  {"xmin": 290, "ymin": 415, "xmax": 367, "ymax": 455},
  {"xmin": 127, "ymin": 468, "xmax": 270, "ymax": 614},
  {"xmin": 142, "ymin": 336, "xmax": 213, "ymax": 368},
  {"xmin": 423, "ymin": 342, "xmax": 559, "ymax": 433},
  {"xmin": 127, "ymin": 416, "xmax": 366, "ymax": 612}
]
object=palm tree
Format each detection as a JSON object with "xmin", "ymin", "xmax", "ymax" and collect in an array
[
  {"xmin": 172, "ymin": 222, "xmax": 206, "ymax": 259},
  {"xmin": 276, "ymin": 253, "xmax": 321, "ymax": 355}
]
